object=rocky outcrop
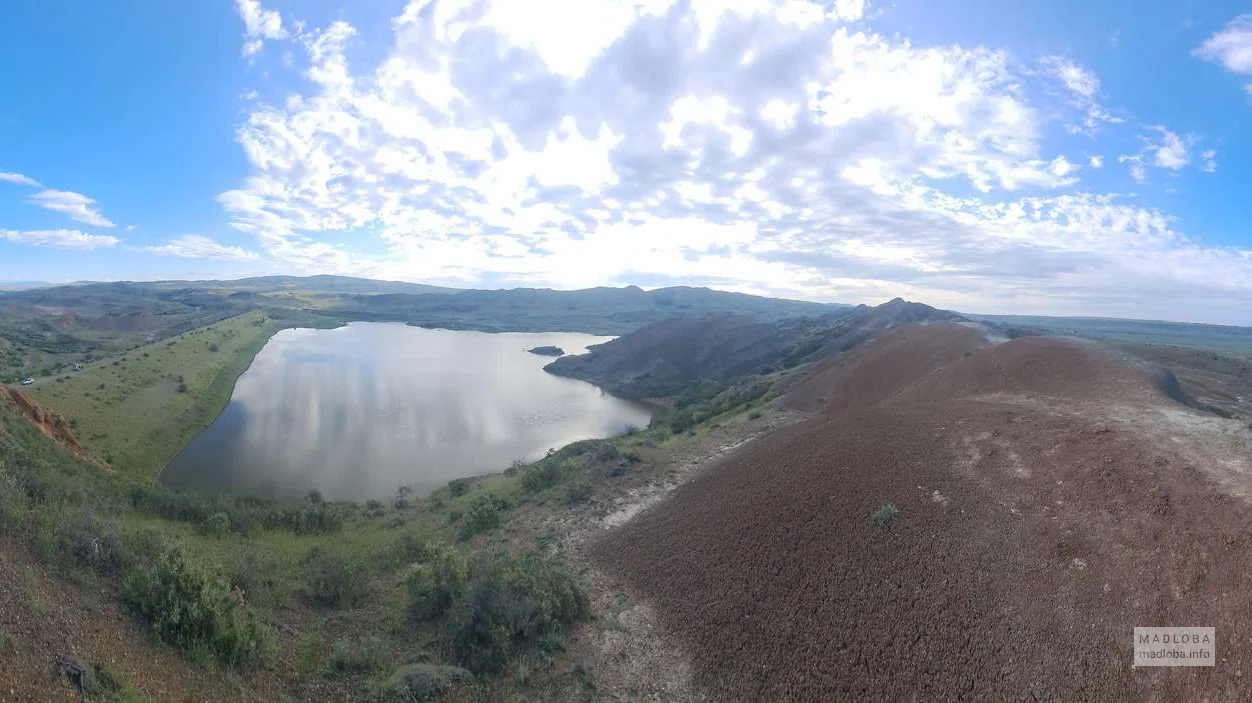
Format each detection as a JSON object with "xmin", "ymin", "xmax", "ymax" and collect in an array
[
  {"xmin": 526, "ymin": 346, "xmax": 565, "ymax": 357},
  {"xmin": 4, "ymin": 388, "xmax": 86, "ymax": 457}
]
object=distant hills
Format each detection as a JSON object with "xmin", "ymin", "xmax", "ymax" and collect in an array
[
  {"xmin": 0, "ymin": 275, "xmax": 843, "ymax": 380},
  {"xmin": 545, "ymin": 298, "xmax": 963, "ymax": 397}
]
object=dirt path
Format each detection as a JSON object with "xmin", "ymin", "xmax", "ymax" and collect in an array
[{"xmin": 548, "ymin": 410, "xmax": 806, "ymax": 702}]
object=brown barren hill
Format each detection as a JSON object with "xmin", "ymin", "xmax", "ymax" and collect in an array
[{"xmin": 594, "ymin": 324, "xmax": 1252, "ymax": 701}]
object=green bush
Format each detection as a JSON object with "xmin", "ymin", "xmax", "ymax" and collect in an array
[
  {"xmin": 456, "ymin": 494, "xmax": 507, "ymax": 540},
  {"xmin": 873, "ymin": 503, "xmax": 899, "ymax": 528},
  {"xmin": 59, "ymin": 509, "xmax": 125, "ymax": 575},
  {"xmin": 520, "ymin": 460, "xmax": 564, "ymax": 493},
  {"xmin": 374, "ymin": 663, "xmax": 472, "ymax": 701},
  {"xmin": 302, "ymin": 546, "xmax": 367, "ymax": 608},
  {"xmin": 447, "ymin": 479, "xmax": 469, "ymax": 497},
  {"xmin": 122, "ymin": 543, "xmax": 276, "ymax": 668},
  {"xmin": 406, "ymin": 544, "xmax": 467, "ymax": 621},
  {"xmin": 563, "ymin": 479, "xmax": 594, "ymax": 506},
  {"xmin": 328, "ymin": 635, "xmax": 387, "ymax": 675},
  {"xmin": 448, "ymin": 552, "xmax": 590, "ymax": 674},
  {"xmin": 201, "ymin": 512, "xmax": 232, "ymax": 537}
]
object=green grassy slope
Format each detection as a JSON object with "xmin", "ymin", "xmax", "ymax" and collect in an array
[{"xmin": 25, "ymin": 311, "xmax": 281, "ymax": 478}]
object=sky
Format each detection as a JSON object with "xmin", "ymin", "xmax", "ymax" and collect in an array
[{"xmin": 2, "ymin": 1, "xmax": 1252, "ymax": 323}]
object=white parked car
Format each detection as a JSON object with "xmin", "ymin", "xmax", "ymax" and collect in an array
[{"xmin": 19, "ymin": 378, "xmax": 34, "ymax": 386}]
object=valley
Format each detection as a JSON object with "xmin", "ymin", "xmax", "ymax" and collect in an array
[{"xmin": 2, "ymin": 277, "xmax": 1252, "ymax": 701}]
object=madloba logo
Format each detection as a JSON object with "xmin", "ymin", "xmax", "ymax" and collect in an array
[{"xmin": 1133, "ymin": 627, "xmax": 1215, "ymax": 667}]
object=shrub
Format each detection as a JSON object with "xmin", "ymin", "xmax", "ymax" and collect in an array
[
  {"xmin": 208, "ymin": 343, "xmax": 219, "ymax": 352},
  {"xmin": 520, "ymin": 460, "xmax": 564, "ymax": 494},
  {"xmin": 59, "ymin": 510, "xmax": 126, "ymax": 575},
  {"xmin": 873, "ymin": 503, "xmax": 899, "ymax": 528},
  {"xmin": 122, "ymin": 543, "xmax": 276, "ymax": 668},
  {"xmin": 201, "ymin": 512, "xmax": 232, "ymax": 537},
  {"xmin": 448, "ymin": 478, "xmax": 470, "ymax": 497},
  {"xmin": 456, "ymin": 494, "xmax": 507, "ymax": 540},
  {"xmin": 668, "ymin": 408, "xmax": 695, "ymax": 434},
  {"xmin": 563, "ymin": 479, "xmax": 594, "ymax": 506},
  {"xmin": 374, "ymin": 663, "xmax": 472, "ymax": 702},
  {"xmin": 328, "ymin": 635, "xmax": 387, "ymax": 675},
  {"xmin": 448, "ymin": 552, "xmax": 590, "ymax": 674},
  {"xmin": 406, "ymin": 543, "xmax": 467, "ymax": 621},
  {"xmin": 302, "ymin": 546, "xmax": 367, "ymax": 608}
]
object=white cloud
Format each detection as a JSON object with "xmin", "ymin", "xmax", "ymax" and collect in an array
[
  {"xmin": 1, "ymin": 229, "xmax": 119, "ymax": 250},
  {"xmin": 147, "ymin": 234, "xmax": 260, "ymax": 261},
  {"xmin": 214, "ymin": 0, "xmax": 1252, "ymax": 322},
  {"xmin": 0, "ymin": 170, "xmax": 40, "ymax": 187},
  {"xmin": 1044, "ymin": 55, "xmax": 1098, "ymax": 98},
  {"xmin": 27, "ymin": 189, "xmax": 116, "ymax": 228},
  {"xmin": 1201, "ymin": 149, "xmax": 1218, "ymax": 172},
  {"xmin": 1149, "ymin": 126, "xmax": 1190, "ymax": 170},
  {"xmin": 1195, "ymin": 15, "xmax": 1252, "ymax": 73},
  {"xmin": 1041, "ymin": 55, "xmax": 1120, "ymax": 134},
  {"xmin": 1195, "ymin": 15, "xmax": 1252, "ymax": 99},
  {"xmin": 1118, "ymin": 154, "xmax": 1145, "ymax": 183},
  {"xmin": 237, "ymin": 0, "xmax": 288, "ymax": 58}
]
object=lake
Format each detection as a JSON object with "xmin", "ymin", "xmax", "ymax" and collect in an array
[{"xmin": 161, "ymin": 323, "xmax": 652, "ymax": 501}]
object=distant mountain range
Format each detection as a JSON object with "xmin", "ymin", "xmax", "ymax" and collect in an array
[{"xmin": 0, "ymin": 275, "xmax": 845, "ymax": 379}]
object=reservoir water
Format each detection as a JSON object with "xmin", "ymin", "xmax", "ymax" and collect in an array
[{"xmin": 161, "ymin": 322, "xmax": 651, "ymax": 501}]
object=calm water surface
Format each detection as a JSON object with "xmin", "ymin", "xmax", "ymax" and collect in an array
[{"xmin": 161, "ymin": 323, "xmax": 651, "ymax": 501}]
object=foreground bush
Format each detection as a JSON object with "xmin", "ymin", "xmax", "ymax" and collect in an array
[
  {"xmin": 302, "ymin": 546, "xmax": 368, "ymax": 607},
  {"xmin": 122, "ymin": 543, "xmax": 277, "ymax": 668},
  {"xmin": 328, "ymin": 635, "xmax": 387, "ymax": 675},
  {"xmin": 448, "ymin": 552, "xmax": 590, "ymax": 674},
  {"xmin": 405, "ymin": 547, "xmax": 589, "ymax": 674},
  {"xmin": 406, "ymin": 543, "xmax": 468, "ymax": 621},
  {"xmin": 374, "ymin": 663, "xmax": 473, "ymax": 701},
  {"xmin": 456, "ymin": 494, "xmax": 508, "ymax": 540}
]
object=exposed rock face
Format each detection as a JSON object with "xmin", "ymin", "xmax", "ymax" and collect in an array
[
  {"xmin": 4, "ymin": 388, "xmax": 86, "ymax": 456},
  {"xmin": 526, "ymin": 345, "xmax": 565, "ymax": 357}
]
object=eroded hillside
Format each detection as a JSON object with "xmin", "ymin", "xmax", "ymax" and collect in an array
[{"xmin": 594, "ymin": 324, "xmax": 1252, "ymax": 700}]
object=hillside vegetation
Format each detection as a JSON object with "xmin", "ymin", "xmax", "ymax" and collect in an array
[
  {"xmin": 24, "ymin": 311, "xmax": 283, "ymax": 478},
  {"xmin": 545, "ymin": 298, "xmax": 962, "ymax": 397}
]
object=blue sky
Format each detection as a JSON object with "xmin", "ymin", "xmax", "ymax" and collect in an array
[{"xmin": 2, "ymin": 1, "xmax": 1251, "ymax": 323}]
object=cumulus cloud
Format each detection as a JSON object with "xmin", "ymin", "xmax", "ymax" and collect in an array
[
  {"xmin": 27, "ymin": 189, "xmax": 115, "ymax": 228},
  {"xmin": 1195, "ymin": 15, "xmax": 1252, "ymax": 99},
  {"xmin": 215, "ymin": 0, "xmax": 1252, "ymax": 321},
  {"xmin": 0, "ymin": 170, "xmax": 41, "ymax": 187},
  {"xmin": 147, "ymin": 234, "xmax": 260, "ymax": 261},
  {"xmin": 1195, "ymin": 15, "xmax": 1252, "ymax": 73},
  {"xmin": 237, "ymin": 0, "xmax": 288, "ymax": 58},
  {"xmin": 1, "ymin": 228, "xmax": 119, "ymax": 250},
  {"xmin": 1089, "ymin": 155, "xmax": 1103, "ymax": 169}
]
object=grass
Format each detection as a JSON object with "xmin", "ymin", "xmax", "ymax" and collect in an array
[
  {"xmin": 873, "ymin": 503, "xmax": 899, "ymax": 528},
  {"xmin": 27, "ymin": 310, "xmax": 281, "ymax": 478},
  {"xmin": 0, "ymin": 306, "xmax": 791, "ymax": 698}
]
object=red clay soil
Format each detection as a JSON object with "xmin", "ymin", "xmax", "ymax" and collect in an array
[
  {"xmin": 4, "ymin": 388, "xmax": 86, "ymax": 458},
  {"xmin": 594, "ymin": 325, "xmax": 1252, "ymax": 701}
]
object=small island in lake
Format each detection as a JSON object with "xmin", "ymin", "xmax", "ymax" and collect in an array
[{"xmin": 527, "ymin": 345, "xmax": 565, "ymax": 357}]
